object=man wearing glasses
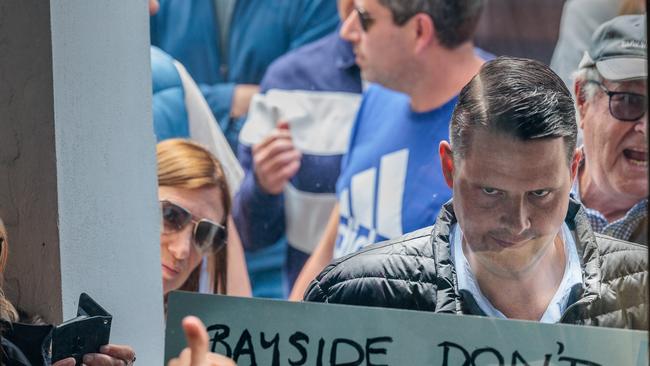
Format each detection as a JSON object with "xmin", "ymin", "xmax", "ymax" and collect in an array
[
  {"xmin": 290, "ymin": 0, "xmax": 489, "ymax": 299},
  {"xmin": 573, "ymin": 15, "xmax": 647, "ymax": 245}
]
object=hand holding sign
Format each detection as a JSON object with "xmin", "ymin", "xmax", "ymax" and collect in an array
[
  {"xmin": 253, "ymin": 120, "xmax": 302, "ymax": 194},
  {"xmin": 167, "ymin": 316, "xmax": 236, "ymax": 366}
]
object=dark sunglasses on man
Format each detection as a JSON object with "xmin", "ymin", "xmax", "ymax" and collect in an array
[
  {"xmin": 587, "ymin": 80, "xmax": 647, "ymax": 122},
  {"xmin": 160, "ymin": 200, "xmax": 227, "ymax": 255},
  {"xmin": 354, "ymin": 6, "xmax": 375, "ymax": 32}
]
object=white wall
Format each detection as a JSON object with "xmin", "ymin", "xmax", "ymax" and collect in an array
[{"xmin": 50, "ymin": 1, "xmax": 164, "ymax": 364}]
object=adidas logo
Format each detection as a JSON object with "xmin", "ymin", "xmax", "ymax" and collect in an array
[{"xmin": 335, "ymin": 149, "xmax": 409, "ymax": 258}]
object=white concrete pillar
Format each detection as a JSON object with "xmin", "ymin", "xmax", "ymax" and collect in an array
[{"xmin": 0, "ymin": 1, "xmax": 164, "ymax": 364}]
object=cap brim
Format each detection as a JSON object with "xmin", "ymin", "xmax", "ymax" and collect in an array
[{"xmin": 596, "ymin": 58, "xmax": 647, "ymax": 81}]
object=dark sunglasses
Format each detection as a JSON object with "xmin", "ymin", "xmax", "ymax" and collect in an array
[
  {"xmin": 160, "ymin": 200, "xmax": 227, "ymax": 255},
  {"xmin": 587, "ymin": 80, "xmax": 647, "ymax": 122},
  {"xmin": 354, "ymin": 6, "xmax": 375, "ymax": 32}
]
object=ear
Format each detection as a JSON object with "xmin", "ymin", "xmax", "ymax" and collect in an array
[
  {"xmin": 412, "ymin": 13, "xmax": 435, "ymax": 53},
  {"xmin": 439, "ymin": 141, "xmax": 455, "ymax": 188},
  {"xmin": 570, "ymin": 147, "xmax": 582, "ymax": 182},
  {"xmin": 574, "ymin": 81, "xmax": 588, "ymax": 130}
]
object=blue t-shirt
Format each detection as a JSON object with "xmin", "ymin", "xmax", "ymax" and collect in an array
[{"xmin": 335, "ymin": 84, "xmax": 456, "ymax": 258}]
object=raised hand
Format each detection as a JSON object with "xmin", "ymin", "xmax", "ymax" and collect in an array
[{"xmin": 252, "ymin": 121, "xmax": 302, "ymax": 194}]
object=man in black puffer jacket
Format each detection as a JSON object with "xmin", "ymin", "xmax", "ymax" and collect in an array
[{"xmin": 305, "ymin": 57, "xmax": 647, "ymax": 330}]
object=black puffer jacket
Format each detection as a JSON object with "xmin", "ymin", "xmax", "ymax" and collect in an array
[{"xmin": 305, "ymin": 200, "xmax": 648, "ymax": 329}]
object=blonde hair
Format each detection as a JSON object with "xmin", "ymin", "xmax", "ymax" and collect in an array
[
  {"xmin": 157, "ymin": 139, "xmax": 230, "ymax": 294},
  {"xmin": 0, "ymin": 218, "xmax": 18, "ymax": 322}
]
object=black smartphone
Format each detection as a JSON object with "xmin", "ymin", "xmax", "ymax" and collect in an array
[{"xmin": 51, "ymin": 293, "xmax": 112, "ymax": 365}]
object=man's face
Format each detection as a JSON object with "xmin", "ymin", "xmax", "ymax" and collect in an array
[
  {"xmin": 339, "ymin": 0, "xmax": 414, "ymax": 90},
  {"xmin": 444, "ymin": 130, "xmax": 579, "ymax": 278},
  {"xmin": 580, "ymin": 79, "xmax": 648, "ymax": 201}
]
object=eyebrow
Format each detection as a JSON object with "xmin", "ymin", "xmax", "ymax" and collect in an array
[{"xmin": 471, "ymin": 182, "xmax": 560, "ymax": 192}]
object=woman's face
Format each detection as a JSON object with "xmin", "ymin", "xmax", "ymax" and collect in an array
[{"xmin": 158, "ymin": 185, "xmax": 225, "ymax": 295}]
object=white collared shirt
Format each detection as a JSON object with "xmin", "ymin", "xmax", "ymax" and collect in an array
[{"xmin": 450, "ymin": 223, "xmax": 583, "ymax": 323}]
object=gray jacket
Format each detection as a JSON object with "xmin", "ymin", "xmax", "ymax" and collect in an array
[{"xmin": 305, "ymin": 200, "xmax": 648, "ymax": 329}]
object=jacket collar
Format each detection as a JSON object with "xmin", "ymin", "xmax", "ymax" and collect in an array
[
  {"xmin": 430, "ymin": 201, "xmax": 464, "ymax": 314},
  {"xmin": 565, "ymin": 200, "xmax": 601, "ymax": 296}
]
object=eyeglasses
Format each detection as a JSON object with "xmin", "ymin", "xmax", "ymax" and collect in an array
[
  {"xmin": 587, "ymin": 80, "xmax": 647, "ymax": 122},
  {"xmin": 354, "ymin": 6, "xmax": 375, "ymax": 32},
  {"xmin": 160, "ymin": 200, "xmax": 227, "ymax": 255}
]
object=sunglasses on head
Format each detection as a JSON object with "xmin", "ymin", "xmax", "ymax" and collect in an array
[
  {"xmin": 354, "ymin": 6, "xmax": 375, "ymax": 32},
  {"xmin": 160, "ymin": 200, "xmax": 227, "ymax": 255},
  {"xmin": 587, "ymin": 80, "xmax": 647, "ymax": 122}
]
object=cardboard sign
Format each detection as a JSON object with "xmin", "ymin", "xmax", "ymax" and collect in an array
[{"xmin": 165, "ymin": 292, "xmax": 648, "ymax": 365}]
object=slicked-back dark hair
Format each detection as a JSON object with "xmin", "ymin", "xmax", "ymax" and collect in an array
[
  {"xmin": 378, "ymin": 0, "xmax": 484, "ymax": 49},
  {"xmin": 450, "ymin": 57, "xmax": 577, "ymax": 164}
]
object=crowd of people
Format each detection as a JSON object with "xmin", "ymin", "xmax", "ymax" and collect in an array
[{"xmin": 0, "ymin": 0, "xmax": 647, "ymax": 365}]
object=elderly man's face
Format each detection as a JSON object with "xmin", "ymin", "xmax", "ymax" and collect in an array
[
  {"xmin": 580, "ymin": 79, "xmax": 648, "ymax": 201},
  {"xmin": 339, "ymin": 0, "xmax": 416, "ymax": 90},
  {"xmin": 442, "ymin": 130, "xmax": 579, "ymax": 278}
]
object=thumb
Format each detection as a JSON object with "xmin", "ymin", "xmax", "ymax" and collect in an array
[
  {"xmin": 182, "ymin": 316, "xmax": 209, "ymax": 366},
  {"xmin": 276, "ymin": 120, "xmax": 290, "ymax": 130}
]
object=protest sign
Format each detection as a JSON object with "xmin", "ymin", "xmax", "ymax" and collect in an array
[{"xmin": 165, "ymin": 292, "xmax": 647, "ymax": 365}]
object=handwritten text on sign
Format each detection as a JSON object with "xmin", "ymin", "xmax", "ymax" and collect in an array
[{"xmin": 165, "ymin": 293, "xmax": 647, "ymax": 366}]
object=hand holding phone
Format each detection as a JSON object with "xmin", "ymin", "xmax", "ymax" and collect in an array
[{"xmin": 51, "ymin": 293, "xmax": 112, "ymax": 365}]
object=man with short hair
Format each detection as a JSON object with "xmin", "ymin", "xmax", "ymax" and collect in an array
[
  {"xmin": 304, "ymin": 57, "xmax": 648, "ymax": 329},
  {"xmin": 573, "ymin": 15, "xmax": 647, "ymax": 245},
  {"xmin": 290, "ymin": 0, "xmax": 488, "ymax": 299}
]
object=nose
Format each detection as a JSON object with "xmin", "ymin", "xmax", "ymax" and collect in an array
[
  {"xmin": 501, "ymin": 199, "xmax": 531, "ymax": 236},
  {"xmin": 633, "ymin": 113, "xmax": 647, "ymax": 136},
  {"xmin": 166, "ymin": 227, "xmax": 193, "ymax": 260},
  {"xmin": 340, "ymin": 10, "xmax": 360, "ymax": 43}
]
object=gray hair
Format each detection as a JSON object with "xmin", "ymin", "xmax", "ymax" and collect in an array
[
  {"xmin": 573, "ymin": 66, "xmax": 604, "ymax": 102},
  {"xmin": 377, "ymin": 0, "xmax": 484, "ymax": 49}
]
